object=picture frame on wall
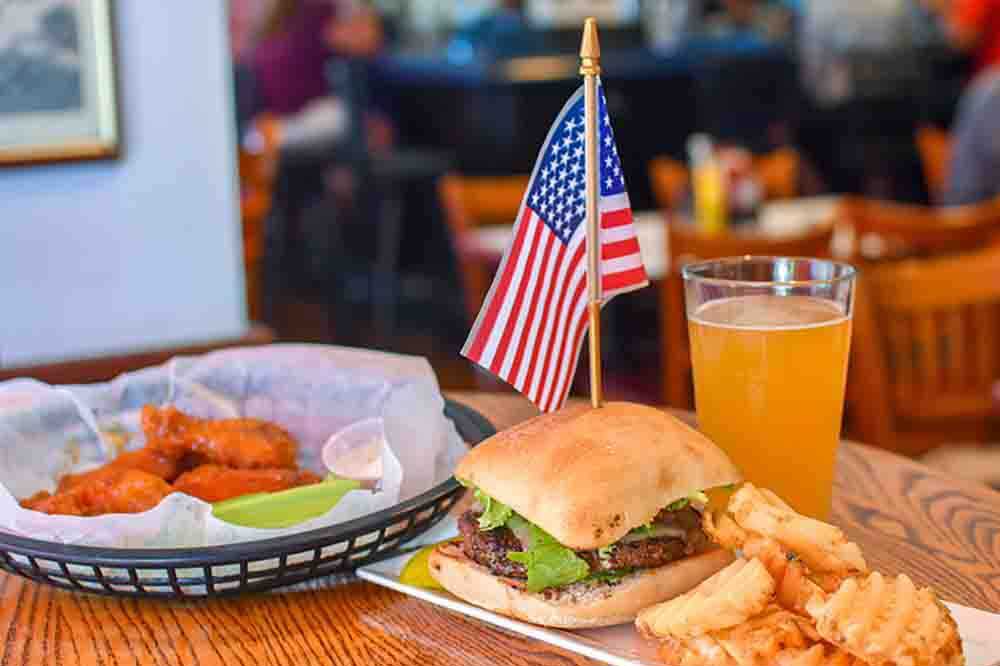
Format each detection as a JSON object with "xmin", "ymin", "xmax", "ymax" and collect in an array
[{"xmin": 0, "ymin": 0, "xmax": 119, "ymax": 166}]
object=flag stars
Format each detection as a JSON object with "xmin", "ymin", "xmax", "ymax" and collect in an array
[{"xmin": 524, "ymin": 93, "xmax": 629, "ymax": 241}]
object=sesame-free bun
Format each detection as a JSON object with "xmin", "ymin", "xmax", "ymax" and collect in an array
[
  {"xmin": 455, "ymin": 402, "xmax": 742, "ymax": 550},
  {"xmin": 428, "ymin": 542, "xmax": 734, "ymax": 629}
]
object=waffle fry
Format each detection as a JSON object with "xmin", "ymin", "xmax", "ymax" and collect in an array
[
  {"xmin": 641, "ymin": 483, "xmax": 965, "ymax": 666},
  {"xmin": 663, "ymin": 609, "xmax": 863, "ymax": 666},
  {"xmin": 704, "ymin": 511, "xmax": 753, "ymax": 552},
  {"xmin": 772, "ymin": 644, "xmax": 866, "ymax": 666},
  {"xmin": 705, "ymin": 503, "xmax": 844, "ymax": 606},
  {"xmin": 806, "ymin": 571, "xmax": 964, "ymax": 666},
  {"xmin": 713, "ymin": 606, "xmax": 816, "ymax": 663},
  {"xmin": 728, "ymin": 484, "xmax": 867, "ymax": 581},
  {"xmin": 660, "ymin": 635, "xmax": 738, "ymax": 666},
  {"xmin": 637, "ymin": 558, "xmax": 775, "ymax": 640}
]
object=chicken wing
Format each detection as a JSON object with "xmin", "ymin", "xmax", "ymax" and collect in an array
[
  {"xmin": 142, "ymin": 405, "xmax": 298, "ymax": 469},
  {"xmin": 57, "ymin": 447, "xmax": 185, "ymax": 492},
  {"xmin": 173, "ymin": 464, "xmax": 322, "ymax": 503},
  {"xmin": 21, "ymin": 469, "xmax": 174, "ymax": 516}
]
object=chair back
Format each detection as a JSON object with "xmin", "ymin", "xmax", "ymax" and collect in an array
[
  {"xmin": 661, "ymin": 222, "xmax": 835, "ymax": 409},
  {"xmin": 915, "ymin": 125, "xmax": 952, "ymax": 203},
  {"xmin": 648, "ymin": 157, "xmax": 690, "ymax": 212},
  {"xmin": 648, "ymin": 148, "xmax": 801, "ymax": 213},
  {"xmin": 849, "ymin": 246, "xmax": 1000, "ymax": 455},
  {"xmin": 439, "ymin": 174, "xmax": 530, "ymax": 321},
  {"xmin": 836, "ymin": 196, "xmax": 1000, "ymax": 261},
  {"xmin": 754, "ymin": 147, "xmax": 800, "ymax": 201}
]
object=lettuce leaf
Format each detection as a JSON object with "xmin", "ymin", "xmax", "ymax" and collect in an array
[
  {"xmin": 664, "ymin": 490, "xmax": 711, "ymax": 513},
  {"xmin": 456, "ymin": 479, "xmax": 513, "ymax": 531},
  {"xmin": 456, "ymin": 482, "xmax": 591, "ymax": 592},
  {"xmin": 474, "ymin": 488, "xmax": 513, "ymax": 531},
  {"xmin": 665, "ymin": 497, "xmax": 690, "ymax": 512},
  {"xmin": 506, "ymin": 516, "xmax": 590, "ymax": 592}
]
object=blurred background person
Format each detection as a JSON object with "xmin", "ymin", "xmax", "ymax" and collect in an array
[
  {"xmin": 248, "ymin": 0, "xmax": 385, "ymax": 150},
  {"xmin": 925, "ymin": 0, "xmax": 1000, "ymax": 79},
  {"xmin": 703, "ymin": 0, "xmax": 793, "ymax": 41},
  {"xmin": 794, "ymin": 0, "xmax": 939, "ymax": 197},
  {"xmin": 943, "ymin": 68, "xmax": 1000, "ymax": 204}
]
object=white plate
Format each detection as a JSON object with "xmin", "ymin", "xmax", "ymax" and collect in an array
[{"xmin": 358, "ymin": 519, "xmax": 1000, "ymax": 666}]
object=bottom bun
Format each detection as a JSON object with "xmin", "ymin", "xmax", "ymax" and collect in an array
[{"xmin": 428, "ymin": 543, "xmax": 734, "ymax": 629}]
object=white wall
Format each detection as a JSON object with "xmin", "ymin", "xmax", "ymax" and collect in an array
[{"xmin": 0, "ymin": 1, "xmax": 247, "ymax": 367}]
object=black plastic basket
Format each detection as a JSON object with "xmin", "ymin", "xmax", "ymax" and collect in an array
[{"xmin": 0, "ymin": 400, "xmax": 495, "ymax": 598}]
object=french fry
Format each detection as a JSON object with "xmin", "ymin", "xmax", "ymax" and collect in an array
[
  {"xmin": 713, "ymin": 606, "xmax": 814, "ymax": 664},
  {"xmin": 637, "ymin": 558, "xmax": 775, "ymax": 640},
  {"xmin": 806, "ymin": 571, "xmax": 964, "ymax": 666},
  {"xmin": 704, "ymin": 511, "xmax": 753, "ymax": 553},
  {"xmin": 650, "ymin": 485, "xmax": 964, "ymax": 666},
  {"xmin": 728, "ymin": 484, "xmax": 867, "ymax": 580},
  {"xmin": 772, "ymin": 644, "xmax": 865, "ymax": 666},
  {"xmin": 665, "ymin": 610, "xmax": 863, "ymax": 666},
  {"xmin": 660, "ymin": 636, "xmax": 738, "ymax": 666}
]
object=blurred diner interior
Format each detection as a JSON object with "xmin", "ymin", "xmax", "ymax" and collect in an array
[{"xmin": 5, "ymin": 0, "xmax": 1000, "ymax": 488}]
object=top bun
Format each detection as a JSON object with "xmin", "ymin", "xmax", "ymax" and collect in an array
[{"xmin": 456, "ymin": 402, "xmax": 742, "ymax": 550}]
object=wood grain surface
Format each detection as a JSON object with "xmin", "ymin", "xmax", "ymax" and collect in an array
[{"xmin": 0, "ymin": 391, "xmax": 997, "ymax": 666}]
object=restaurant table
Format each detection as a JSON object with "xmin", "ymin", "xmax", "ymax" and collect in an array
[{"xmin": 2, "ymin": 390, "xmax": 998, "ymax": 665}]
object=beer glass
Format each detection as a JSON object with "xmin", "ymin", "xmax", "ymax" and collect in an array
[{"xmin": 683, "ymin": 257, "xmax": 856, "ymax": 519}]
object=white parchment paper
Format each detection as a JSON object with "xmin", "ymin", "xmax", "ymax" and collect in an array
[{"xmin": 0, "ymin": 345, "xmax": 467, "ymax": 549}]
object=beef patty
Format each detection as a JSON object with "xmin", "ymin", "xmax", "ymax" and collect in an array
[{"xmin": 457, "ymin": 506, "xmax": 708, "ymax": 580}]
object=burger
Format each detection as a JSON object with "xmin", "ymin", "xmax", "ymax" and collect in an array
[{"xmin": 428, "ymin": 401, "xmax": 743, "ymax": 628}]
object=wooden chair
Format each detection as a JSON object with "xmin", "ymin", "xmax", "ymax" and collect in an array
[
  {"xmin": 915, "ymin": 125, "xmax": 952, "ymax": 204},
  {"xmin": 439, "ymin": 173, "xmax": 531, "ymax": 323},
  {"xmin": 661, "ymin": 221, "xmax": 835, "ymax": 409},
  {"xmin": 648, "ymin": 147, "xmax": 802, "ymax": 212},
  {"xmin": 848, "ymin": 245, "xmax": 1000, "ymax": 456},
  {"xmin": 835, "ymin": 195, "xmax": 1000, "ymax": 262}
]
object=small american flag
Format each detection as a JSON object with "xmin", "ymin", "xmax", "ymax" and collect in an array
[{"xmin": 461, "ymin": 83, "xmax": 648, "ymax": 412}]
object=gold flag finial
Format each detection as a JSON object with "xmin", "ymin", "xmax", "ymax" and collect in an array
[{"xmin": 580, "ymin": 17, "xmax": 601, "ymax": 76}]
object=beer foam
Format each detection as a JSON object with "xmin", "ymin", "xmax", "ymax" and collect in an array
[{"xmin": 691, "ymin": 295, "xmax": 848, "ymax": 330}]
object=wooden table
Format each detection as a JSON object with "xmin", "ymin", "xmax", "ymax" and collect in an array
[{"xmin": 2, "ymin": 391, "xmax": 999, "ymax": 665}]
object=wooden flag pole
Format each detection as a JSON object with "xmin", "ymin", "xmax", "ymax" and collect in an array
[{"xmin": 580, "ymin": 17, "xmax": 603, "ymax": 409}]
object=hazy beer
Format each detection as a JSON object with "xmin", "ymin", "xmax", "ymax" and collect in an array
[{"xmin": 683, "ymin": 259, "xmax": 856, "ymax": 520}]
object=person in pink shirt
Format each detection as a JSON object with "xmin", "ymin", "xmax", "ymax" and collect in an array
[{"xmin": 232, "ymin": 0, "xmax": 386, "ymax": 149}]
